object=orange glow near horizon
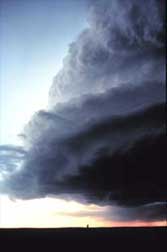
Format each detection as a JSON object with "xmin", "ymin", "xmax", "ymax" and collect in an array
[
  {"xmin": 105, "ymin": 221, "xmax": 166, "ymax": 227},
  {"xmin": 0, "ymin": 196, "xmax": 166, "ymax": 228}
]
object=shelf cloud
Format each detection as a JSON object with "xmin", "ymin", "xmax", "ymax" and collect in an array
[{"xmin": 0, "ymin": 0, "xmax": 165, "ymax": 222}]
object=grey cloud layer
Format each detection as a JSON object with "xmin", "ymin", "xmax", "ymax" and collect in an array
[
  {"xmin": 0, "ymin": 0, "xmax": 166, "ymax": 222},
  {"xmin": 59, "ymin": 202, "xmax": 166, "ymax": 222}
]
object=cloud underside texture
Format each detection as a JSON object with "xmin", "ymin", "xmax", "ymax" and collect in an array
[{"xmin": 0, "ymin": 0, "xmax": 166, "ymax": 222}]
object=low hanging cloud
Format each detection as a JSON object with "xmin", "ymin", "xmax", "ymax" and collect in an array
[
  {"xmin": 0, "ymin": 0, "xmax": 166, "ymax": 222},
  {"xmin": 59, "ymin": 202, "xmax": 166, "ymax": 222}
]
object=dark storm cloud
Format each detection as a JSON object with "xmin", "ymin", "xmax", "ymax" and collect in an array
[
  {"xmin": 24, "ymin": 80, "xmax": 165, "ymax": 149},
  {"xmin": 60, "ymin": 131, "xmax": 166, "ymax": 207},
  {"xmin": 0, "ymin": 0, "xmax": 166, "ymax": 222},
  {"xmin": 111, "ymin": 202, "xmax": 167, "ymax": 222},
  {"xmin": 49, "ymin": 0, "xmax": 165, "ymax": 104},
  {"xmin": 2, "ymin": 102, "xmax": 165, "ymax": 203}
]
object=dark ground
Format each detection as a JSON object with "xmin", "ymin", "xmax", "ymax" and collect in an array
[{"xmin": 0, "ymin": 227, "xmax": 166, "ymax": 251}]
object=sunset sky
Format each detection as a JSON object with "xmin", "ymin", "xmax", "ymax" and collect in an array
[{"xmin": 0, "ymin": 0, "xmax": 166, "ymax": 228}]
